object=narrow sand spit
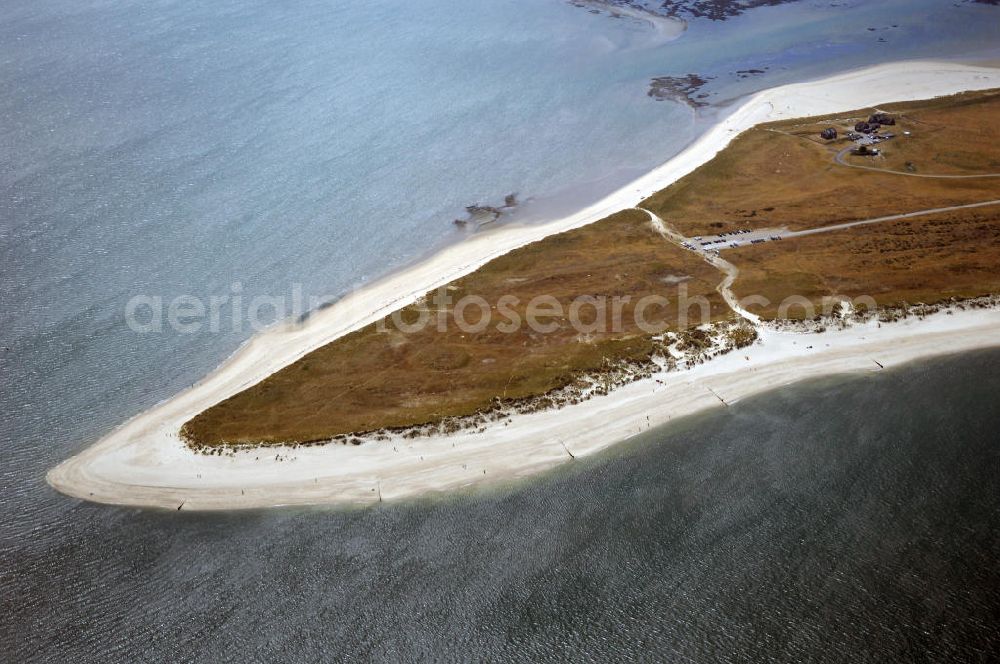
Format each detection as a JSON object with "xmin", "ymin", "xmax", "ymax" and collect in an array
[{"xmin": 48, "ymin": 60, "xmax": 1000, "ymax": 510}]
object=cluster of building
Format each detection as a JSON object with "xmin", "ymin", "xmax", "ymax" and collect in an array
[
  {"xmin": 852, "ymin": 112, "xmax": 896, "ymax": 135},
  {"xmin": 818, "ymin": 112, "xmax": 900, "ymax": 156},
  {"xmin": 819, "ymin": 112, "xmax": 896, "ymax": 142}
]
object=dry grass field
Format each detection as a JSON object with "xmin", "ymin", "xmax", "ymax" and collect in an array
[
  {"xmin": 642, "ymin": 90, "xmax": 1000, "ymax": 237},
  {"xmin": 731, "ymin": 206, "xmax": 1000, "ymax": 319},
  {"xmin": 183, "ymin": 89, "xmax": 1000, "ymax": 446},
  {"xmin": 708, "ymin": 90, "xmax": 1000, "ymax": 319},
  {"xmin": 182, "ymin": 210, "xmax": 729, "ymax": 445},
  {"xmin": 836, "ymin": 93, "xmax": 1000, "ymax": 175}
]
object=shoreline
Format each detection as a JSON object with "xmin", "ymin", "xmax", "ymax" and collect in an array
[{"xmin": 47, "ymin": 60, "xmax": 1000, "ymax": 510}]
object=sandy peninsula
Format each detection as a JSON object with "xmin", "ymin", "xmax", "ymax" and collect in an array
[{"xmin": 48, "ymin": 60, "xmax": 1000, "ymax": 510}]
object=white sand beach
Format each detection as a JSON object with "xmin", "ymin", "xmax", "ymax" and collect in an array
[{"xmin": 47, "ymin": 60, "xmax": 1000, "ymax": 510}]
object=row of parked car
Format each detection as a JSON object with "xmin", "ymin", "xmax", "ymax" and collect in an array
[{"xmin": 679, "ymin": 230, "xmax": 785, "ymax": 252}]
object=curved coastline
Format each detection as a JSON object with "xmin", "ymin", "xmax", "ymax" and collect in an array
[{"xmin": 47, "ymin": 60, "xmax": 1000, "ymax": 510}]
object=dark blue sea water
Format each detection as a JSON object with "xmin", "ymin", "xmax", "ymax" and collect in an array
[
  {"xmin": 5, "ymin": 349, "xmax": 1000, "ymax": 661},
  {"xmin": 3, "ymin": 0, "xmax": 1000, "ymax": 659}
]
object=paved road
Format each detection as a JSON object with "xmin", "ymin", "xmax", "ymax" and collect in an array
[
  {"xmin": 783, "ymin": 198, "xmax": 1000, "ymax": 239},
  {"xmin": 676, "ymin": 198, "xmax": 1000, "ymax": 251},
  {"xmin": 639, "ymin": 198, "xmax": 1000, "ymax": 325}
]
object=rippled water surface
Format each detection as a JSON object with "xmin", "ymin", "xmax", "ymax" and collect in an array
[
  {"xmin": 3, "ymin": 0, "xmax": 1000, "ymax": 659},
  {"xmin": 6, "ymin": 349, "xmax": 1000, "ymax": 660}
]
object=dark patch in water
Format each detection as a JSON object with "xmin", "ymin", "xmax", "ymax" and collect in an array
[
  {"xmin": 648, "ymin": 73, "xmax": 716, "ymax": 107},
  {"xmin": 581, "ymin": 0, "xmax": 805, "ymax": 22},
  {"xmin": 453, "ymin": 192, "xmax": 519, "ymax": 230}
]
